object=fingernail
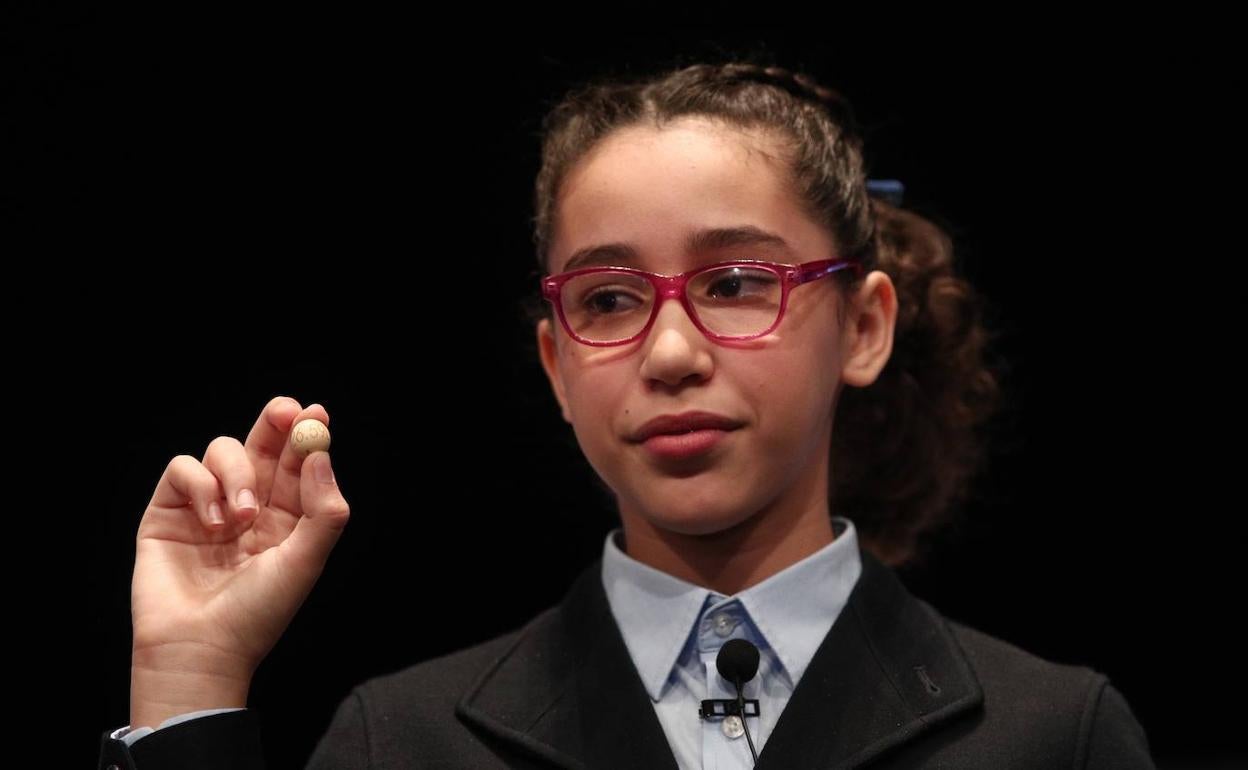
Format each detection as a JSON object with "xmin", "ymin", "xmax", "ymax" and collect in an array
[
  {"xmin": 315, "ymin": 453, "xmax": 335, "ymax": 484},
  {"xmin": 236, "ymin": 488, "xmax": 257, "ymax": 513},
  {"xmin": 209, "ymin": 501, "xmax": 224, "ymax": 525}
]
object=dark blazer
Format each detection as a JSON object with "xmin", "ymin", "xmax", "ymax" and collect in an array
[{"xmin": 99, "ymin": 544, "xmax": 1156, "ymax": 769}]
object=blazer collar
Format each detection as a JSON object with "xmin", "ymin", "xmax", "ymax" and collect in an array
[{"xmin": 456, "ymin": 541, "xmax": 984, "ymax": 769}]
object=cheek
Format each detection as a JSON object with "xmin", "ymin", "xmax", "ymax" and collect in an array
[
  {"xmin": 561, "ymin": 366, "xmax": 626, "ymax": 449},
  {"xmin": 747, "ymin": 352, "xmax": 839, "ymax": 448}
]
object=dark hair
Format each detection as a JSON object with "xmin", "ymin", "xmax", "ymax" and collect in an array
[{"xmin": 518, "ymin": 60, "xmax": 1007, "ymax": 569}]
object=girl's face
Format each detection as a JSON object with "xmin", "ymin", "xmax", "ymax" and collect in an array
[{"xmin": 537, "ymin": 116, "xmax": 893, "ymax": 540}]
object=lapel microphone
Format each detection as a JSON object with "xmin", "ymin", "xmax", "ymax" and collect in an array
[{"xmin": 709, "ymin": 637, "xmax": 761, "ymax": 763}]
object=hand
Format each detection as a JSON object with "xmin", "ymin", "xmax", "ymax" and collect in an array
[{"xmin": 129, "ymin": 396, "xmax": 350, "ymax": 728}]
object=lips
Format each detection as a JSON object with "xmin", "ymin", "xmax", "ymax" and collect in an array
[{"xmin": 629, "ymin": 411, "xmax": 745, "ymax": 443}]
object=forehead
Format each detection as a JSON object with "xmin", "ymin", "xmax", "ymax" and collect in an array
[{"xmin": 551, "ymin": 118, "xmax": 829, "ymax": 274}]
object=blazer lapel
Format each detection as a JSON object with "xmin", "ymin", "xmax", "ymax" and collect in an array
[
  {"xmin": 456, "ymin": 558, "xmax": 680, "ymax": 770},
  {"xmin": 754, "ymin": 547, "xmax": 985, "ymax": 769},
  {"xmin": 457, "ymin": 543, "xmax": 984, "ymax": 770}
]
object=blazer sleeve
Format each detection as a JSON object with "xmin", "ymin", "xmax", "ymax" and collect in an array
[
  {"xmin": 97, "ymin": 687, "xmax": 372, "ymax": 770},
  {"xmin": 1077, "ymin": 679, "xmax": 1157, "ymax": 769},
  {"xmin": 97, "ymin": 709, "xmax": 266, "ymax": 770}
]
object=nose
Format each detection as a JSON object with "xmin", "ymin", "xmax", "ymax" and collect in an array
[{"xmin": 637, "ymin": 293, "xmax": 713, "ymax": 386}]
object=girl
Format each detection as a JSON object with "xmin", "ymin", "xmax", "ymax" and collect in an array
[{"xmin": 100, "ymin": 60, "xmax": 1155, "ymax": 769}]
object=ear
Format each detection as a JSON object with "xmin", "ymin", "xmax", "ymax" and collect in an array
[
  {"xmin": 840, "ymin": 271, "xmax": 898, "ymax": 388},
  {"xmin": 536, "ymin": 317, "xmax": 573, "ymax": 424}
]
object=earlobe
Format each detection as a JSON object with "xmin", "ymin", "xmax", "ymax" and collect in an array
[{"xmin": 536, "ymin": 318, "xmax": 573, "ymax": 424}]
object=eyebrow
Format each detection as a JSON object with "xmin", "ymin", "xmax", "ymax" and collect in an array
[{"xmin": 559, "ymin": 225, "xmax": 795, "ymax": 273}]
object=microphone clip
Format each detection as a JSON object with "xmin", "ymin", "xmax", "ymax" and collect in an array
[{"xmin": 698, "ymin": 698, "xmax": 761, "ymax": 719}]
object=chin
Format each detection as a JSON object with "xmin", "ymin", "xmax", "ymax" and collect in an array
[{"xmin": 641, "ymin": 503, "xmax": 755, "ymax": 538}]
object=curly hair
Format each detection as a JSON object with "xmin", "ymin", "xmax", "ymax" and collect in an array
[{"xmin": 517, "ymin": 59, "xmax": 1008, "ymax": 569}]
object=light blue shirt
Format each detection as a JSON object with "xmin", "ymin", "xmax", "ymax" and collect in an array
[
  {"xmin": 114, "ymin": 515, "xmax": 862, "ymax": 767},
  {"xmin": 601, "ymin": 515, "xmax": 862, "ymax": 769}
]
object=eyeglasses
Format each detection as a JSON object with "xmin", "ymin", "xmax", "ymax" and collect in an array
[{"xmin": 540, "ymin": 257, "xmax": 862, "ymax": 347}]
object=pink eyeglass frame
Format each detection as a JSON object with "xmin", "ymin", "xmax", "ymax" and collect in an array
[{"xmin": 540, "ymin": 257, "xmax": 863, "ymax": 347}]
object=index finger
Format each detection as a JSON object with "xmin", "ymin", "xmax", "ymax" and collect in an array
[{"xmin": 243, "ymin": 395, "xmax": 304, "ymax": 508}]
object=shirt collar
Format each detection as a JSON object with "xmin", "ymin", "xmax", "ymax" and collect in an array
[{"xmin": 601, "ymin": 516, "xmax": 862, "ymax": 702}]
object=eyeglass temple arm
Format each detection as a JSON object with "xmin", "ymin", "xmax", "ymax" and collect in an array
[{"xmin": 793, "ymin": 258, "xmax": 862, "ymax": 285}]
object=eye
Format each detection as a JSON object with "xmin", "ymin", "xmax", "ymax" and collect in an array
[
  {"xmin": 698, "ymin": 267, "xmax": 780, "ymax": 303},
  {"xmin": 583, "ymin": 286, "xmax": 645, "ymax": 315}
]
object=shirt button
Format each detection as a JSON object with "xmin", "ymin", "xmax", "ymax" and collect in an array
[
  {"xmin": 721, "ymin": 714, "xmax": 745, "ymax": 739},
  {"xmin": 712, "ymin": 612, "xmax": 735, "ymax": 637}
]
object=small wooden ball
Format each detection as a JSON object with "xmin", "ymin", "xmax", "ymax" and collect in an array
[{"xmin": 290, "ymin": 419, "xmax": 331, "ymax": 459}]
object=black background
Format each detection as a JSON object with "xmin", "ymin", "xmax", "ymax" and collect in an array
[{"xmin": 10, "ymin": 11, "xmax": 1242, "ymax": 769}]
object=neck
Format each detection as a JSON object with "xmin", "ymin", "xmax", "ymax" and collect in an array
[{"xmin": 616, "ymin": 495, "xmax": 837, "ymax": 596}]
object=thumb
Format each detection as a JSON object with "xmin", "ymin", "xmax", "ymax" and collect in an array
[{"xmin": 287, "ymin": 451, "xmax": 350, "ymax": 569}]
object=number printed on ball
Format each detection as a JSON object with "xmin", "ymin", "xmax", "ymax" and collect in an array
[{"xmin": 290, "ymin": 419, "xmax": 332, "ymax": 458}]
